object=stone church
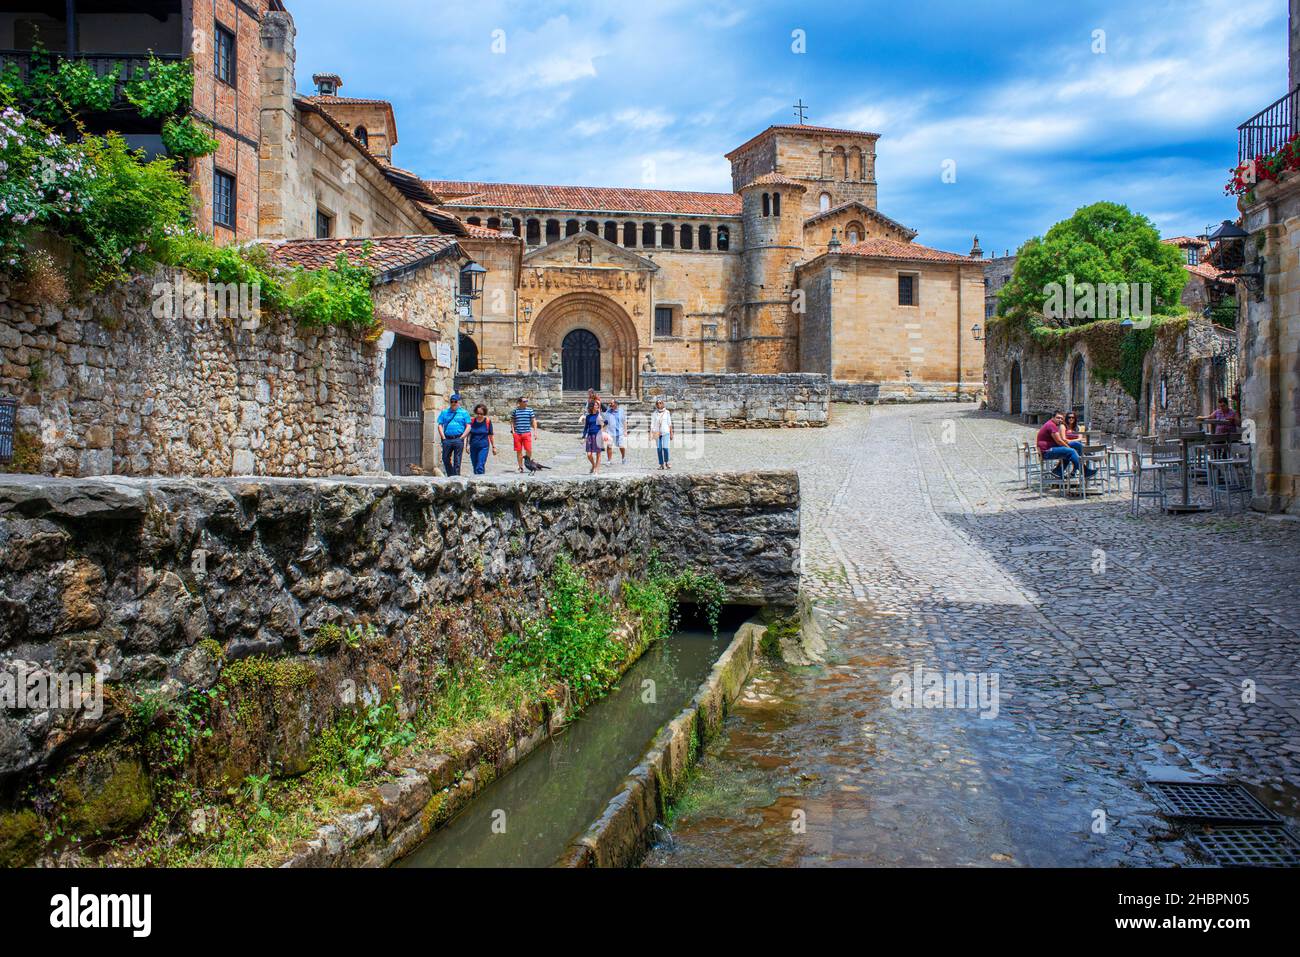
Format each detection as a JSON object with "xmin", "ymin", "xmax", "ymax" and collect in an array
[{"xmin": 427, "ymin": 124, "xmax": 986, "ymax": 400}]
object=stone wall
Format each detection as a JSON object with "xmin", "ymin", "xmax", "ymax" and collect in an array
[
  {"xmin": 0, "ymin": 470, "xmax": 799, "ymax": 860},
  {"xmin": 830, "ymin": 379, "xmax": 981, "ymax": 404},
  {"xmin": 640, "ymin": 372, "xmax": 829, "ymax": 427},
  {"xmin": 453, "ymin": 371, "xmax": 563, "ymax": 417},
  {"xmin": 983, "ymin": 314, "xmax": 1234, "ymax": 437},
  {"xmin": 0, "ymin": 269, "xmax": 383, "ymax": 478},
  {"xmin": 1241, "ymin": 170, "xmax": 1300, "ymax": 513}
]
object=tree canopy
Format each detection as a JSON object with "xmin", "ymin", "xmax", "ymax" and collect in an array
[{"xmin": 996, "ymin": 202, "xmax": 1188, "ymax": 327}]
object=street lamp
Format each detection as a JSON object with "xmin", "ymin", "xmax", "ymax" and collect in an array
[
  {"xmin": 457, "ymin": 261, "xmax": 487, "ymax": 336},
  {"xmin": 1204, "ymin": 220, "xmax": 1265, "ymax": 302},
  {"xmin": 971, "ymin": 323, "xmax": 983, "ymax": 341}
]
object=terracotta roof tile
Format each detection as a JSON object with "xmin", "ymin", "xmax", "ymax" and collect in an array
[
  {"xmin": 426, "ymin": 180, "xmax": 742, "ymax": 217},
  {"xmin": 739, "ymin": 172, "xmax": 807, "ymax": 190},
  {"xmin": 263, "ymin": 235, "xmax": 463, "ymax": 277},
  {"xmin": 832, "ymin": 237, "xmax": 980, "ymax": 264},
  {"xmin": 1185, "ymin": 260, "xmax": 1231, "ymax": 283},
  {"xmin": 804, "ymin": 200, "xmax": 917, "ymax": 239},
  {"xmin": 462, "ymin": 223, "xmax": 520, "ymax": 241}
]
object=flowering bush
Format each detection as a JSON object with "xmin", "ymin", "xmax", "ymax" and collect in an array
[
  {"xmin": 1225, "ymin": 133, "xmax": 1300, "ymax": 196},
  {"xmin": 0, "ymin": 103, "xmax": 95, "ymax": 271}
]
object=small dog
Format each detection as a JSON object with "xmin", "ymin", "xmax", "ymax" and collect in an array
[{"xmin": 523, "ymin": 456, "xmax": 551, "ymax": 473}]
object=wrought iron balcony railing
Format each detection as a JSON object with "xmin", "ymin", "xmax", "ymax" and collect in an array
[
  {"xmin": 0, "ymin": 49, "xmax": 185, "ymax": 104},
  {"xmin": 1238, "ymin": 85, "xmax": 1300, "ymax": 165}
]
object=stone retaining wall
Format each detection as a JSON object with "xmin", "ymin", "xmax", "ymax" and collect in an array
[
  {"xmin": 0, "ymin": 270, "xmax": 384, "ymax": 478},
  {"xmin": 0, "ymin": 470, "xmax": 799, "ymax": 863},
  {"xmin": 453, "ymin": 371, "xmax": 563, "ymax": 416},
  {"xmin": 831, "ymin": 379, "xmax": 981, "ymax": 404},
  {"xmin": 640, "ymin": 372, "xmax": 828, "ymax": 428}
]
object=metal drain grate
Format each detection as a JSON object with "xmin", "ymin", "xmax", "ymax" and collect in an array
[
  {"xmin": 1147, "ymin": 781, "xmax": 1280, "ymax": 824},
  {"xmin": 1190, "ymin": 826, "xmax": 1300, "ymax": 867}
]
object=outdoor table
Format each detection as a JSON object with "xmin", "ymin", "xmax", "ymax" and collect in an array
[{"xmin": 1165, "ymin": 430, "xmax": 1240, "ymax": 514}]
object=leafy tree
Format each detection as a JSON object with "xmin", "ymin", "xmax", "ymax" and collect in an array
[{"xmin": 997, "ymin": 202, "xmax": 1188, "ymax": 327}]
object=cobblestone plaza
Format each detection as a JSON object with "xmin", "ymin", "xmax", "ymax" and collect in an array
[{"xmin": 506, "ymin": 403, "xmax": 1300, "ymax": 865}]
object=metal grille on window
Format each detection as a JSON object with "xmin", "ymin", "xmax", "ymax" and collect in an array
[
  {"xmin": 0, "ymin": 397, "xmax": 16, "ymax": 465},
  {"xmin": 898, "ymin": 275, "xmax": 915, "ymax": 306},
  {"xmin": 654, "ymin": 307, "xmax": 673, "ymax": 337},
  {"xmin": 383, "ymin": 337, "xmax": 424, "ymax": 475}
]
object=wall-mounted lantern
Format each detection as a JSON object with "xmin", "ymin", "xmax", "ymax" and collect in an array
[
  {"xmin": 1204, "ymin": 220, "xmax": 1265, "ymax": 302},
  {"xmin": 971, "ymin": 323, "xmax": 983, "ymax": 341}
]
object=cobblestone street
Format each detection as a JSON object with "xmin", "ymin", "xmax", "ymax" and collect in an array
[{"xmin": 573, "ymin": 401, "xmax": 1300, "ymax": 867}]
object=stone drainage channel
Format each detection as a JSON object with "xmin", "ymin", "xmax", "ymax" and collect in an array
[{"xmin": 396, "ymin": 610, "xmax": 763, "ymax": 868}]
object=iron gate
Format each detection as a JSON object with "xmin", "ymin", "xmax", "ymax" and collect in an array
[{"xmin": 383, "ymin": 336, "xmax": 424, "ymax": 475}]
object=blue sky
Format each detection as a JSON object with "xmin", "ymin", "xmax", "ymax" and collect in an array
[{"xmin": 294, "ymin": 0, "xmax": 1290, "ymax": 256}]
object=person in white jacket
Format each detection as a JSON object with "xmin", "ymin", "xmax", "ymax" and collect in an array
[{"xmin": 650, "ymin": 398, "xmax": 673, "ymax": 470}]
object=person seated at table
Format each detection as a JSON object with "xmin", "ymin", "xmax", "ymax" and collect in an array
[
  {"xmin": 1037, "ymin": 411, "xmax": 1092, "ymax": 479},
  {"xmin": 1197, "ymin": 397, "xmax": 1241, "ymax": 435},
  {"xmin": 1063, "ymin": 412, "xmax": 1087, "ymax": 450}
]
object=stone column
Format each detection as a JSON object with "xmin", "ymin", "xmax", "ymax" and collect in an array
[{"xmin": 258, "ymin": 10, "xmax": 297, "ymax": 240}]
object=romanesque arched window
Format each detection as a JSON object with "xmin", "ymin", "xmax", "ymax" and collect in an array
[
  {"xmin": 604, "ymin": 221, "xmax": 618, "ymax": 243},
  {"xmin": 642, "ymin": 222, "xmax": 656, "ymax": 247},
  {"xmin": 820, "ymin": 192, "xmax": 831, "ymax": 212},
  {"xmin": 699, "ymin": 225, "xmax": 712, "ymax": 250},
  {"xmin": 467, "ymin": 216, "xmax": 481, "ymax": 226},
  {"xmin": 355, "ymin": 126, "xmax": 369, "ymax": 147},
  {"xmin": 849, "ymin": 146, "xmax": 862, "ymax": 180},
  {"xmin": 623, "ymin": 222, "xmax": 637, "ymax": 247},
  {"xmin": 761, "ymin": 193, "xmax": 770, "ymax": 217},
  {"xmin": 546, "ymin": 219, "xmax": 561, "ymax": 243},
  {"xmin": 717, "ymin": 226, "xmax": 730, "ymax": 251},
  {"xmin": 487, "ymin": 217, "xmax": 500, "ymax": 230},
  {"xmin": 772, "ymin": 192, "xmax": 781, "ymax": 216},
  {"xmin": 680, "ymin": 224, "xmax": 693, "ymax": 250},
  {"xmin": 661, "ymin": 223, "xmax": 675, "ymax": 248},
  {"xmin": 526, "ymin": 218, "xmax": 541, "ymax": 245},
  {"xmin": 585, "ymin": 220, "xmax": 599, "ymax": 234},
  {"xmin": 566, "ymin": 219, "xmax": 580, "ymax": 236}
]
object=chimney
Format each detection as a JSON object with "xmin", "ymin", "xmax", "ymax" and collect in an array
[
  {"xmin": 969, "ymin": 235, "xmax": 983, "ymax": 258},
  {"xmin": 259, "ymin": 9, "xmax": 298, "ymax": 240},
  {"xmin": 312, "ymin": 73, "xmax": 343, "ymax": 97}
]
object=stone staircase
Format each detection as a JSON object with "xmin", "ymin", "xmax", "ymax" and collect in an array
[{"xmin": 536, "ymin": 393, "xmax": 713, "ymax": 434}]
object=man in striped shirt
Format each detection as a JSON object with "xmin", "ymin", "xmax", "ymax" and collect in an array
[{"xmin": 511, "ymin": 396, "xmax": 539, "ymax": 472}]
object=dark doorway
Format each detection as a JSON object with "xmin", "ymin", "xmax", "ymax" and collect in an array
[
  {"xmin": 384, "ymin": 336, "xmax": 424, "ymax": 475},
  {"xmin": 1009, "ymin": 361, "xmax": 1022, "ymax": 415},
  {"xmin": 458, "ymin": 334, "xmax": 478, "ymax": 373},
  {"xmin": 562, "ymin": 328, "xmax": 601, "ymax": 392}
]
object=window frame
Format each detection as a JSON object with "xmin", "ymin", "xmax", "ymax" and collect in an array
[
  {"xmin": 898, "ymin": 272, "xmax": 918, "ymax": 307},
  {"xmin": 316, "ymin": 208, "xmax": 334, "ymax": 239},
  {"xmin": 213, "ymin": 169, "xmax": 236, "ymax": 230},
  {"xmin": 214, "ymin": 22, "xmax": 236, "ymax": 88},
  {"xmin": 654, "ymin": 305, "xmax": 674, "ymax": 338}
]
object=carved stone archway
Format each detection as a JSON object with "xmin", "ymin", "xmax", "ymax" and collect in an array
[{"xmin": 531, "ymin": 292, "xmax": 641, "ymax": 396}]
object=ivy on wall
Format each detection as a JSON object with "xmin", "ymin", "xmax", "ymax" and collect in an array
[{"xmin": 990, "ymin": 314, "xmax": 1185, "ymax": 402}]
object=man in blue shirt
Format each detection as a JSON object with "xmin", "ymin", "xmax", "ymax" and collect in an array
[
  {"xmin": 437, "ymin": 393, "xmax": 471, "ymax": 476},
  {"xmin": 604, "ymin": 399, "xmax": 626, "ymax": 464},
  {"xmin": 511, "ymin": 396, "xmax": 539, "ymax": 473}
]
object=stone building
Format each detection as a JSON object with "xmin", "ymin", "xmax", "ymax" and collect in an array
[
  {"xmin": 427, "ymin": 124, "xmax": 986, "ymax": 399},
  {"xmin": 983, "ymin": 252, "xmax": 1017, "ymax": 322},
  {"xmin": 1233, "ymin": 0, "xmax": 1300, "ymax": 514}
]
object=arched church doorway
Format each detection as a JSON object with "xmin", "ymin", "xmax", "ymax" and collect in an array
[
  {"xmin": 458, "ymin": 334, "xmax": 479, "ymax": 373},
  {"xmin": 562, "ymin": 329, "xmax": 601, "ymax": 392},
  {"xmin": 1009, "ymin": 361, "xmax": 1023, "ymax": 415}
]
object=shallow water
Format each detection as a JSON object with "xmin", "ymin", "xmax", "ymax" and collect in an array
[{"xmin": 397, "ymin": 629, "xmax": 729, "ymax": 868}]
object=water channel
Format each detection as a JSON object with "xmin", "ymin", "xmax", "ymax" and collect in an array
[{"xmin": 397, "ymin": 626, "xmax": 731, "ymax": 868}]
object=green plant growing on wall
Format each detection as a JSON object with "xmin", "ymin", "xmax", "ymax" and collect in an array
[
  {"xmin": 123, "ymin": 55, "xmax": 194, "ymax": 119},
  {"xmin": 160, "ymin": 115, "xmax": 218, "ymax": 160}
]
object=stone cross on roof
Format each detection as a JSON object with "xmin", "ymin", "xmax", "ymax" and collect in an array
[{"xmin": 793, "ymin": 99, "xmax": 809, "ymax": 124}]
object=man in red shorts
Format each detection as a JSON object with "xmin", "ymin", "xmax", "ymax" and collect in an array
[{"xmin": 511, "ymin": 396, "xmax": 539, "ymax": 472}]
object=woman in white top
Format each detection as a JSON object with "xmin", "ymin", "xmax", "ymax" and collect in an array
[{"xmin": 650, "ymin": 398, "xmax": 673, "ymax": 470}]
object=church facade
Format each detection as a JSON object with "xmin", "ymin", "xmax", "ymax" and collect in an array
[{"xmin": 427, "ymin": 124, "xmax": 986, "ymax": 399}]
